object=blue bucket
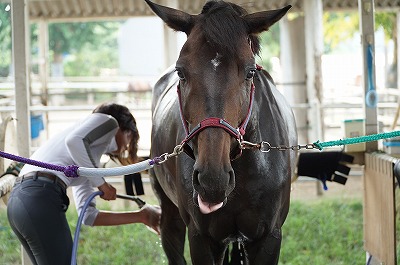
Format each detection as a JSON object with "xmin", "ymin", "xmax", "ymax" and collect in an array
[{"xmin": 31, "ymin": 114, "xmax": 44, "ymax": 139}]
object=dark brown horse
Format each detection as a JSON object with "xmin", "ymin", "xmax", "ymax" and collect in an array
[{"xmin": 147, "ymin": 1, "xmax": 297, "ymax": 264}]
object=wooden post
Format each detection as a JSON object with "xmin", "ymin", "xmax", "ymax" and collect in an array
[
  {"xmin": 364, "ymin": 153, "xmax": 396, "ymax": 264},
  {"xmin": 359, "ymin": 1, "xmax": 386, "ymax": 264},
  {"xmin": 11, "ymin": 1, "xmax": 32, "ymax": 265}
]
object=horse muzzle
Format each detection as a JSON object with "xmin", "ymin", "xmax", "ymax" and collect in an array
[{"xmin": 192, "ymin": 168, "xmax": 235, "ymax": 214}]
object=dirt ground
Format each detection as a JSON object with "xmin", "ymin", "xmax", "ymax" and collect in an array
[
  {"xmin": 291, "ymin": 172, "xmax": 363, "ymax": 202},
  {"xmin": 105, "ymin": 164, "xmax": 364, "ymax": 210},
  {"xmin": 1, "ymin": 165, "xmax": 364, "ymax": 211}
]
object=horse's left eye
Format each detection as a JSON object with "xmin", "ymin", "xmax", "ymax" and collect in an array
[
  {"xmin": 246, "ymin": 69, "xmax": 256, "ymax": 80},
  {"xmin": 176, "ymin": 69, "xmax": 186, "ymax": 81}
]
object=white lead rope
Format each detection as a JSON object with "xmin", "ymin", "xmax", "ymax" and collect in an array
[{"xmin": 77, "ymin": 159, "xmax": 155, "ymax": 178}]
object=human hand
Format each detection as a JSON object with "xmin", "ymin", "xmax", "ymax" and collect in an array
[
  {"xmin": 141, "ymin": 204, "xmax": 162, "ymax": 235},
  {"xmin": 98, "ymin": 182, "xmax": 117, "ymax": 201}
]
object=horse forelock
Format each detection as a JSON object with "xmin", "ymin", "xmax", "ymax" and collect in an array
[{"xmin": 198, "ymin": 0, "xmax": 260, "ymax": 57}]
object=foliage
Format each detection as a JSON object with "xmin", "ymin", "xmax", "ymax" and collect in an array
[
  {"xmin": 48, "ymin": 21, "xmax": 121, "ymax": 56},
  {"xmin": 0, "ymin": 4, "xmax": 11, "ymax": 77},
  {"xmin": 257, "ymin": 23, "xmax": 281, "ymax": 71},
  {"xmin": 375, "ymin": 12, "xmax": 396, "ymax": 42},
  {"xmin": 0, "ymin": 15, "xmax": 122, "ymax": 77},
  {"xmin": 48, "ymin": 21, "xmax": 122, "ymax": 76},
  {"xmin": 63, "ymin": 41, "xmax": 119, "ymax": 77},
  {"xmin": 323, "ymin": 12, "xmax": 359, "ymax": 53}
]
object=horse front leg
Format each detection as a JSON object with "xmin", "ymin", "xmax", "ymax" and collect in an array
[
  {"xmin": 244, "ymin": 228, "xmax": 282, "ymax": 265},
  {"xmin": 161, "ymin": 212, "xmax": 187, "ymax": 265},
  {"xmin": 150, "ymin": 173, "xmax": 187, "ymax": 265},
  {"xmin": 187, "ymin": 224, "xmax": 227, "ymax": 265}
]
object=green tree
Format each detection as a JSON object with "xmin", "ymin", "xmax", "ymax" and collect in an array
[
  {"xmin": 0, "ymin": 4, "xmax": 39, "ymax": 77},
  {"xmin": 0, "ymin": 3, "xmax": 12, "ymax": 77},
  {"xmin": 48, "ymin": 21, "xmax": 122, "ymax": 76},
  {"xmin": 323, "ymin": 11, "xmax": 397, "ymax": 87},
  {"xmin": 323, "ymin": 12, "xmax": 359, "ymax": 53},
  {"xmin": 257, "ymin": 23, "xmax": 281, "ymax": 72},
  {"xmin": 375, "ymin": 12, "xmax": 397, "ymax": 87}
]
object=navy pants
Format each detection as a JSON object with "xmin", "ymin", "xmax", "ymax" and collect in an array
[{"xmin": 7, "ymin": 178, "xmax": 71, "ymax": 265}]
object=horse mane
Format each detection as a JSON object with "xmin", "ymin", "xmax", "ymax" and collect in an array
[{"xmin": 199, "ymin": 0, "xmax": 260, "ymax": 57}]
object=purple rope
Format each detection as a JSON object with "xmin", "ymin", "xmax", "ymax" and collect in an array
[{"xmin": 0, "ymin": 150, "xmax": 79, "ymax": 178}]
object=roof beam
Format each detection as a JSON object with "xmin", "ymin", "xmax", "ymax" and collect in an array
[
  {"xmin": 105, "ymin": 0, "xmax": 113, "ymax": 15},
  {"xmin": 61, "ymin": 0, "xmax": 71, "ymax": 16},
  {"xmin": 71, "ymin": 0, "xmax": 81, "ymax": 16},
  {"xmin": 29, "ymin": 1, "xmax": 39, "ymax": 17},
  {"xmin": 49, "ymin": 1, "xmax": 61, "ymax": 18},
  {"xmin": 38, "ymin": 0, "xmax": 49, "ymax": 17},
  {"xmin": 82, "ymin": 0, "xmax": 93, "ymax": 16},
  {"xmin": 94, "ymin": 0, "xmax": 103, "ymax": 15},
  {"xmin": 127, "ymin": 0, "xmax": 134, "ymax": 14},
  {"xmin": 25, "ymin": 0, "xmax": 400, "ymax": 21}
]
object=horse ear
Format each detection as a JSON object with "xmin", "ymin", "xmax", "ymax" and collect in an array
[
  {"xmin": 144, "ymin": 0, "xmax": 194, "ymax": 34},
  {"xmin": 243, "ymin": 5, "xmax": 292, "ymax": 34}
]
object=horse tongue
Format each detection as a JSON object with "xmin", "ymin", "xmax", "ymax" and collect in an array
[{"xmin": 197, "ymin": 195, "xmax": 223, "ymax": 214}]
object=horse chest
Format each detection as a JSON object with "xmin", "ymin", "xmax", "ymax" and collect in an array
[{"xmin": 204, "ymin": 209, "xmax": 270, "ymax": 243}]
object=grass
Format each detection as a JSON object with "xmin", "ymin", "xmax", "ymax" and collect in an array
[
  {"xmin": 0, "ymin": 197, "xmax": 366, "ymax": 265},
  {"xmin": 280, "ymin": 199, "xmax": 364, "ymax": 265}
]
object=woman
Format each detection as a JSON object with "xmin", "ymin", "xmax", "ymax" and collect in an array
[{"xmin": 7, "ymin": 103, "xmax": 161, "ymax": 265}]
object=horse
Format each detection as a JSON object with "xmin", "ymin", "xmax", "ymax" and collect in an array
[{"xmin": 146, "ymin": 0, "xmax": 297, "ymax": 264}]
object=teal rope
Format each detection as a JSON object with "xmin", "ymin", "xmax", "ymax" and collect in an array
[{"xmin": 313, "ymin": 130, "xmax": 400, "ymax": 150}]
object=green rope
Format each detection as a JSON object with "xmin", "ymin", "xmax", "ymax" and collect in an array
[{"xmin": 313, "ymin": 130, "xmax": 400, "ymax": 150}]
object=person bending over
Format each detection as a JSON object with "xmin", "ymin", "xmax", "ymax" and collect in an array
[{"xmin": 7, "ymin": 102, "xmax": 161, "ymax": 265}]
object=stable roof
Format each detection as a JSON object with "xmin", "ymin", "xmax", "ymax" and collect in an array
[{"xmin": 4, "ymin": 0, "xmax": 400, "ymax": 22}]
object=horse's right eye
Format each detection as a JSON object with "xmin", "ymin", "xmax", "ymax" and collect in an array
[{"xmin": 246, "ymin": 69, "xmax": 255, "ymax": 80}]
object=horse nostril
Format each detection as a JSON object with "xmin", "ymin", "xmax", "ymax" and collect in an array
[
  {"xmin": 228, "ymin": 170, "xmax": 235, "ymax": 186},
  {"xmin": 193, "ymin": 170, "xmax": 200, "ymax": 188}
]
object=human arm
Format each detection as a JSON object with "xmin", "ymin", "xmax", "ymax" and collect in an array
[
  {"xmin": 72, "ymin": 179, "xmax": 161, "ymax": 234},
  {"xmin": 93, "ymin": 204, "xmax": 162, "ymax": 235}
]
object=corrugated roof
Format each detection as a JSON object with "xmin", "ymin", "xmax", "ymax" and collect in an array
[{"xmin": 3, "ymin": 0, "xmax": 400, "ymax": 22}]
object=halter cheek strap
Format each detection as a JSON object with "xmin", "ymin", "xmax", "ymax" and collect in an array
[{"xmin": 177, "ymin": 82, "xmax": 256, "ymax": 160}]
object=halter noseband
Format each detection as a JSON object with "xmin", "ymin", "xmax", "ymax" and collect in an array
[{"xmin": 177, "ymin": 80, "xmax": 256, "ymax": 160}]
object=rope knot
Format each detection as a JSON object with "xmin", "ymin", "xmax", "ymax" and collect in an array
[{"xmin": 64, "ymin": 165, "xmax": 79, "ymax": 178}]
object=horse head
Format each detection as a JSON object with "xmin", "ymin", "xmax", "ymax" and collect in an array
[{"xmin": 146, "ymin": 0, "xmax": 291, "ymax": 214}]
